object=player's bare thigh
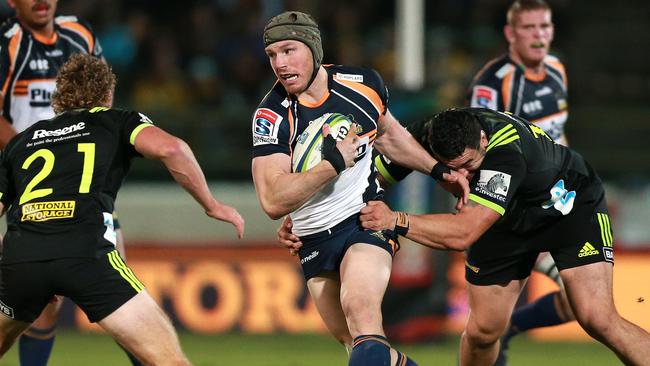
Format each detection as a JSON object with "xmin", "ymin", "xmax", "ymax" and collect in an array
[
  {"xmin": 307, "ymin": 272, "xmax": 352, "ymax": 348},
  {"xmin": 339, "ymin": 243, "xmax": 392, "ymax": 337},
  {"xmin": 98, "ymin": 290, "xmax": 190, "ymax": 366},
  {"xmin": 465, "ymin": 279, "xmax": 526, "ymax": 341}
]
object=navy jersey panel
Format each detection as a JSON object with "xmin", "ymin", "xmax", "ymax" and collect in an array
[
  {"xmin": 0, "ymin": 16, "xmax": 102, "ymax": 131},
  {"xmin": 467, "ymin": 54, "xmax": 568, "ymax": 141}
]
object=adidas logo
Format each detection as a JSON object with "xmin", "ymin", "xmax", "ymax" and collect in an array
[
  {"xmin": 370, "ymin": 231, "xmax": 386, "ymax": 241},
  {"xmin": 578, "ymin": 242, "xmax": 599, "ymax": 257}
]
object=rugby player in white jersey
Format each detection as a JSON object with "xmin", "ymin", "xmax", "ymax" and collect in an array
[{"xmin": 251, "ymin": 11, "xmax": 467, "ymax": 366}]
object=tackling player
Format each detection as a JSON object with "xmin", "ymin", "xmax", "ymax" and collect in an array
[{"xmin": 360, "ymin": 107, "xmax": 650, "ymax": 366}]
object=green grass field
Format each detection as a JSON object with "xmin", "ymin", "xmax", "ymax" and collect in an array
[{"xmin": 0, "ymin": 331, "xmax": 621, "ymax": 366}]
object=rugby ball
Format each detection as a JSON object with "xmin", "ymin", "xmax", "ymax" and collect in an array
[{"xmin": 292, "ymin": 113, "xmax": 353, "ymax": 173}]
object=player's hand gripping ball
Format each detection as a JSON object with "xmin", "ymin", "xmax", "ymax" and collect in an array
[{"xmin": 292, "ymin": 113, "xmax": 355, "ymax": 173}]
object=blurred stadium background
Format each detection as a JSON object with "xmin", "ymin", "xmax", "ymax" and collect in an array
[{"xmin": 1, "ymin": 0, "xmax": 649, "ymax": 365}]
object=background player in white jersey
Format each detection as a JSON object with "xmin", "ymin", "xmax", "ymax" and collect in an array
[
  {"xmin": 0, "ymin": 53, "xmax": 244, "ymax": 365},
  {"xmin": 467, "ymin": 2, "xmax": 575, "ymax": 364},
  {"xmin": 0, "ymin": 1, "xmax": 139, "ymax": 364},
  {"xmin": 252, "ymin": 11, "xmax": 467, "ymax": 366}
]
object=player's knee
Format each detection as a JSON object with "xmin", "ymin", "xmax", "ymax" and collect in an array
[
  {"xmin": 333, "ymin": 331, "xmax": 352, "ymax": 348},
  {"xmin": 574, "ymin": 310, "xmax": 614, "ymax": 339},
  {"xmin": 340, "ymin": 293, "xmax": 379, "ymax": 325},
  {"xmin": 465, "ymin": 320, "xmax": 503, "ymax": 346}
]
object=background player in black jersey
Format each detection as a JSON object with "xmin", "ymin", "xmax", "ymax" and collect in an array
[
  {"xmin": 468, "ymin": 2, "xmax": 574, "ymax": 364},
  {"xmin": 0, "ymin": 1, "xmax": 144, "ymax": 364},
  {"xmin": 360, "ymin": 108, "xmax": 650, "ymax": 366},
  {"xmin": 0, "ymin": 53, "xmax": 244, "ymax": 364},
  {"xmin": 253, "ymin": 11, "xmax": 467, "ymax": 366}
]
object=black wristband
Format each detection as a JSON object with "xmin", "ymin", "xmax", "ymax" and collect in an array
[
  {"xmin": 394, "ymin": 211, "xmax": 409, "ymax": 236},
  {"xmin": 322, "ymin": 134, "xmax": 346, "ymax": 174},
  {"xmin": 429, "ymin": 163, "xmax": 451, "ymax": 182}
]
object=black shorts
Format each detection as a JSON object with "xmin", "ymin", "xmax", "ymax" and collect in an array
[
  {"xmin": 297, "ymin": 214, "xmax": 399, "ymax": 280},
  {"xmin": 466, "ymin": 202, "xmax": 614, "ymax": 286},
  {"xmin": 0, "ymin": 250, "xmax": 144, "ymax": 323}
]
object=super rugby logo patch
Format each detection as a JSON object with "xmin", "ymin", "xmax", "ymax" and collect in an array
[
  {"xmin": 252, "ymin": 108, "xmax": 283, "ymax": 146},
  {"xmin": 475, "ymin": 170, "xmax": 511, "ymax": 202},
  {"xmin": 471, "ymin": 86, "xmax": 498, "ymax": 110}
]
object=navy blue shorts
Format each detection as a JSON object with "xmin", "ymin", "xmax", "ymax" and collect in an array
[{"xmin": 297, "ymin": 214, "xmax": 399, "ymax": 280}]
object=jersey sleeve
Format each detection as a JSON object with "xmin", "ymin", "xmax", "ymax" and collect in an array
[
  {"xmin": 374, "ymin": 118, "xmax": 432, "ymax": 185},
  {"xmin": 120, "ymin": 110, "xmax": 154, "ymax": 150},
  {"xmin": 77, "ymin": 17, "xmax": 103, "ymax": 58},
  {"xmin": 468, "ymin": 76, "xmax": 501, "ymax": 111},
  {"xmin": 366, "ymin": 69, "xmax": 389, "ymax": 114},
  {"xmin": 466, "ymin": 59, "xmax": 506, "ymax": 111},
  {"xmin": 56, "ymin": 16, "xmax": 103, "ymax": 58},
  {"xmin": 468, "ymin": 148, "xmax": 526, "ymax": 215},
  {"xmin": 251, "ymin": 104, "xmax": 292, "ymax": 158}
]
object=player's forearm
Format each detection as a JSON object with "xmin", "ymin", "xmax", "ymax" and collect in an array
[
  {"xmin": 405, "ymin": 213, "xmax": 473, "ymax": 251},
  {"xmin": 255, "ymin": 161, "xmax": 338, "ymax": 219},
  {"xmin": 375, "ymin": 121, "xmax": 436, "ymax": 175},
  {"xmin": 160, "ymin": 141, "xmax": 218, "ymax": 213},
  {"xmin": 0, "ymin": 116, "xmax": 17, "ymax": 148}
]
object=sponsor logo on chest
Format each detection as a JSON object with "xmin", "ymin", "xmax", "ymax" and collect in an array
[
  {"xmin": 334, "ymin": 73, "xmax": 364, "ymax": 82},
  {"xmin": 29, "ymin": 59, "xmax": 49, "ymax": 72},
  {"xmin": 522, "ymin": 100, "xmax": 543, "ymax": 114}
]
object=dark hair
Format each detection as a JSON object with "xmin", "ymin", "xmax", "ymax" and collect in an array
[
  {"xmin": 507, "ymin": 0, "xmax": 551, "ymax": 25},
  {"xmin": 52, "ymin": 53, "xmax": 116, "ymax": 114},
  {"xmin": 427, "ymin": 108, "xmax": 482, "ymax": 161}
]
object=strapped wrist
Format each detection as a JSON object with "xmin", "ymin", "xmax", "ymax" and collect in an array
[
  {"xmin": 322, "ymin": 134, "xmax": 346, "ymax": 174},
  {"xmin": 394, "ymin": 211, "xmax": 409, "ymax": 236},
  {"xmin": 429, "ymin": 163, "xmax": 451, "ymax": 182}
]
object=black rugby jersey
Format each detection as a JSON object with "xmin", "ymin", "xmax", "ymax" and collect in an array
[
  {"xmin": 0, "ymin": 16, "xmax": 103, "ymax": 132},
  {"xmin": 0, "ymin": 107, "xmax": 152, "ymax": 263},
  {"xmin": 251, "ymin": 65, "xmax": 388, "ymax": 235},
  {"xmin": 465, "ymin": 108, "xmax": 602, "ymax": 233},
  {"xmin": 467, "ymin": 54, "xmax": 568, "ymax": 142}
]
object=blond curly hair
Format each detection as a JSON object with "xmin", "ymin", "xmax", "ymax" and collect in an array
[{"xmin": 52, "ymin": 53, "xmax": 116, "ymax": 114}]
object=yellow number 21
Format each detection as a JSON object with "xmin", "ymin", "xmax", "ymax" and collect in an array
[{"xmin": 19, "ymin": 143, "xmax": 96, "ymax": 205}]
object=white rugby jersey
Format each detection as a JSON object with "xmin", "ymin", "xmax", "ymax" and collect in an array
[{"xmin": 252, "ymin": 65, "xmax": 387, "ymax": 236}]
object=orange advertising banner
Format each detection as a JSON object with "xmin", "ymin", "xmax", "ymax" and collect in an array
[{"xmin": 74, "ymin": 245, "xmax": 649, "ymax": 340}]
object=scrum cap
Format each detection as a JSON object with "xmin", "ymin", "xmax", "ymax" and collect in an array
[{"xmin": 263, "ymin": 11, "xmax": 323, "ymax": 71}]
